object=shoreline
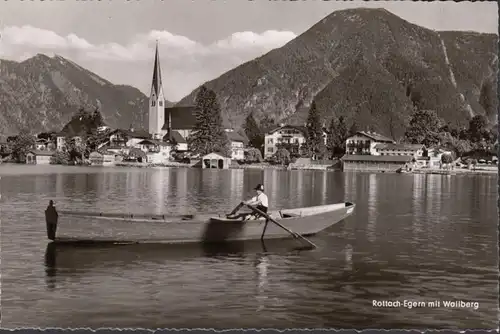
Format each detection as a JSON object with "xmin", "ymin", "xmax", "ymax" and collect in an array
[{"xmin": 2, "ymin": 161, "xmax": 497, "ymax": 175}]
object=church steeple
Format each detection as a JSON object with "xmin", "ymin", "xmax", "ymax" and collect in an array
[
  {"xmin": 148, "ymin": 40, "xmax": 166, "ymax": 138},
  {"xmin": 151, "ymin": 40, "xmax": 163, "ymax": 98}
]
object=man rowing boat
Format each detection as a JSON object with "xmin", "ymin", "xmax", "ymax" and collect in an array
[{"xmin": 227, "ymin": 183, "xmax": 269, "ymax": 221}]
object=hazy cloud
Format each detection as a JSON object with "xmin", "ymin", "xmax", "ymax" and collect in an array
[
  {"xmin": 0, "ymin": 25, "xmax": 296, "ymax": 100},
  {"xmin": 0, "ymin": 25, "xmax": 296, "ymax": 61}
]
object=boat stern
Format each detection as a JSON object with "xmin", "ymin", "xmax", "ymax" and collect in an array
[{"xmin": 45, "ymin": 200, "xmax": 58, "ymax": 241}]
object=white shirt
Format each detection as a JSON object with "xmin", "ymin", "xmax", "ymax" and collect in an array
[{"xmin": 251, "ymin": 192, "xmax": 269, "ymax": 208}]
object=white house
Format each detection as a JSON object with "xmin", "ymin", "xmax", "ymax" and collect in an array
[
  {"xmin": 226, "ymin": 130, "xmax": 247, "ymax": 160},
  {"xmin": 345, "ymin": 131, "xmax": 395, "ymax": 155},
  {"xmin": 264, "ymin": 124, "xmax": 327, "ymax": 159},
  {"xmin": 136, "ymin": 139, "xmax": 172, "ymax": 164},
  {"xmin": 373, "ymin": 143, "xmax": 425, "ymax": 158}
]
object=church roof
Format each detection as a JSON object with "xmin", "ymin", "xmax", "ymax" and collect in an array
[
  {"xmin": 162, "ymin": 106, "xmax": 197, "ymax": 130},
  {"xmin": 110, "ymin": 128, "xmax": 151, "ymax": 139},
  {"xmin": 161, "ymin": 106, "xmax": 233, "ymax": 131},
  {"xmin": 226, "ymin": 131, "xmax": 247, "ymax": 143},
  {"xmin": 151, "ymin": 42, "xmax": 163, "ymax": 98}
]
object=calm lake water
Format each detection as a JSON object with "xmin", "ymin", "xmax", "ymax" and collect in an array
[{"xmin": 0, "ymin": 164, "xmax": 498, "ymax": 329}]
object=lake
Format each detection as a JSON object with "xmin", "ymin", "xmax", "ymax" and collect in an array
[{"xmin": 0, "ymin": 164, "xmax": 498, "ymax": 329}]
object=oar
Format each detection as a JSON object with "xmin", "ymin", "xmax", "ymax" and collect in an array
[
  {"xmin": 245, "ymin": 204, "xmax": 317, "ymax": 248},
  {"xmin": 227, "ymin": 202, "xmax": 245, "ymax": 217}
]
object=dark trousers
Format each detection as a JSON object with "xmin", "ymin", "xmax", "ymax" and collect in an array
[
  {"xmin": 46, "ymin": 222, "xmax": 57, "ymax": 240},
  {"xmin": 255, "ymin": 205, "xmax": 268, "ymax": 214}
]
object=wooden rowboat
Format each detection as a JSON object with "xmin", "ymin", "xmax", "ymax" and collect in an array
[{"xmin": 45, "ymin": 201, "xmax": 355, "ymax": 245}]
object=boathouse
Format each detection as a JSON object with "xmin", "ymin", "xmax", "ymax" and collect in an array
[
  {"xmin": 89, "ymin": 151, "xmax": 117, "ymax": 166},
  {"xmin": 341, "ymin": 155, "xmax": 413, "ymax": 172},
  {"xmin": 202, "ymin": 152, "xmax": 231, "ymax": 169},
  {"xmin": 26, "ymin": 150, "xmax": 55, "ymax": 165}
]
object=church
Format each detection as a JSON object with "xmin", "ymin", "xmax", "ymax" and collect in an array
[{"xmin": 147, "ymin": 43, "xmax": 246, "ymax": 158}]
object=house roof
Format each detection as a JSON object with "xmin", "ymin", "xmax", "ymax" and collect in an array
[
  {"xmin": 110, "ymin": 128, "xmax": 151, "ymax": 139},
  {"xmin": 167, "ymin": 130, "xmax": 187, "ymax": 144},
  {"xmin": 354, "ymin": 131, "xmax": 394, "ymax": 143},
  {"xmin": 137, "ymin": 139, "xmax": 170, "ymax": 147},
  {"xmin": 28, "ymin": 150, "xmax": 55, "ymax": 156},
  {"xmin": 374, "ymin": 143, "xmax": 424, "ymax": 150},
  {"xmin": 106, "ymin": 145, "xmax": 126, "ymax": 150},
  {"xmin": 226, "ymin": 131, "xmax": 247, "ymax": 143},
  {"xmin": 202, "ymin": 152, "xmax": 231, "ymax": 159},
  {"xmin": 341, "ymin": 154, "xmax": 413, "ymax": 163},
  {"xmin": 266, "ymin": 125, "xmax": 307, "ymax": 135}
]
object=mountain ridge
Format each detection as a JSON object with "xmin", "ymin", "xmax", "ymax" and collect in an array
[
  {"xmin": 0, "ymin": 54, "xmax": 174, "ymax": 136},
  {"xmin": 176, "ymin": 7, "xmax": 498, "ymax": 139}
]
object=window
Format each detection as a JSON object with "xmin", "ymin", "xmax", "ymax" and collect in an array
[
  {"xmin": 267, "ymin": 147, "xmax": 273, "ymax": 153},
  {"xmin": 152, "ymin": 101, "xmax": 156, "ymax": 107},
  {"xmin": 268, "ymin": 138, "xmax": 273, "ymax": 144},
  {"xmin": 159, "ymin": 101, "xmax": 163, "ymax": 107}
]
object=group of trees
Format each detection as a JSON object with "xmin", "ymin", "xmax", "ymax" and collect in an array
[{"xmin": 403, "ymin": 109, "xmax": 497, "ymax": 158}]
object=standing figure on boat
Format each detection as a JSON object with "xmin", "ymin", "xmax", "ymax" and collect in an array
[{"xmin": 45, "ymin": 200, "xmax": 58, "ymax": 240}]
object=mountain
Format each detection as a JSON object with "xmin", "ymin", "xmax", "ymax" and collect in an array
[
  {"xmin": 0, "ymin": 54, "xmax": 174, "ymax": 135},
  {"xmin": 177, "ymin": 8, "xmax": 498, "ymax": 139}
]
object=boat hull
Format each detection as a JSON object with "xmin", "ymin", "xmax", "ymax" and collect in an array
[{"xmin": 49, "ymin": 202, "xmax": 355, "ymax": 244}]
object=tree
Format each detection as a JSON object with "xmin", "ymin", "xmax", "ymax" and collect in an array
[
  {"xmin": 274, "ymin": 147, "xmax": 290, "ymax": 165},
  {"xmin": 11, "ymin": 132, "xmax": 36, "ymax": 162},
  {"xmin": 302, "ymin": 101, "xmax": 326, "ymax": 159},
  {"xmin": 327, "ymin": 116, "xmax": 349, "ymax": 157},
  {"xmin": 243, "ymin": 112, "xmax": 263, "ymax": 150},
  {"xmin": 244, "ymin": 147, "xmax": 263, "ymax": 163},
  {"xmin": 404, "ymin": 109, "xmax": 442, "ymax": 147},
  {"xmin": 276, "ymin": 142, "xmax": 301, "ymax": 160},
  {"xmin": 260, "ymin": 114, "xmax": 276, "ymax": 132},
  {"xmin": 468, "ymin": 115, "xmax": 489, "ymax": 143},
  {"xmin": 187, "ymin": 86, "xmax": 231, "ymax": 156},
  {"xmin": 65, "ymin": 137, "xmax": 86, "ymax": 162},
  {"xmin": 348, "ymin": 120, "xmax": 359, "ymax": 136},
  {"xmin": 441, "ymin": 152, "xmax": 454, "ymax": 164}
]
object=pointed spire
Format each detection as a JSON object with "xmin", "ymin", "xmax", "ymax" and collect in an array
[{"xmin": 151, "ymin": 40, "xmax": 163, "ymax": 98}]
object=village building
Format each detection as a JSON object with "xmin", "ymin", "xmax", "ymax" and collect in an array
[
  {"xmin": 345, "ymin": 131, "xmax": 395, "ymax": 155},
  {"xmin": 341, "ymin": 155, "xmax": 414, "ymax": 172},
  {"xmin": 26, "ymin": 150, "xmax": 55, "ymax": 165},
  {"xmin": 414, "ymin": 148, "xmax": 454, "ymax": 169},
  {"xmin": 373, "ymin": 143, "xmax": 425, "ymax": 158},
  {"xmin": 264, "ymin": 124, "xmax": 327, "ymax": 159},
  {"xmin": 136, "ymin": 139, "xmax": 171, "ymax": 164},
  {"xmin": 107, "ymin": 128, "xmax": 151, "ymax": 148},
  {"xmin": 342, "ymin": 131, "xmax": 427, "ymax": 172},
  {"xmin": 89, "ymin": 151, "xmax": 117, "ymax": 166},
  {"xmin": 35, "ymin": 138, "xmax": 50, "ymax": 150},
  {"xmin": 201, "ymin": 152, "xmax": 231, "ymax": 169}
]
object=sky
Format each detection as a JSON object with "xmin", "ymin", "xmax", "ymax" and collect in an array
[{"xmin": 0, "ymin": 0, "xmax": 498, "ymax": 102}]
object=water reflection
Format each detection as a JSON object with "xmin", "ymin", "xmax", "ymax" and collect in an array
[
  {"xmin": 366, "ymin": 174, "xmax": 378, "ymax": 242},
  {"xmin": 255, "ymin": 254, "xmax": 269, "ymax": 312},
  {"xmin": 0, "ymin": 166, "xmax": 497, "ymax": 329},
  {"xmin": 412, "ymin": 174, "xmax": 426, "ymax": 235},
  {"xmin": 230, "ymin": 169, "xmax": 245, "ymax": 202}
]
